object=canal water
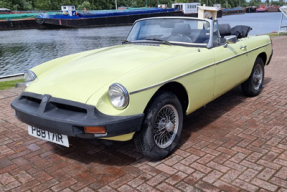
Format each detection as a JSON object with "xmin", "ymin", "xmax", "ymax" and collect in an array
[{"xmin": 0, "ymin": 12, "xmax": 283, "ymax": 77}]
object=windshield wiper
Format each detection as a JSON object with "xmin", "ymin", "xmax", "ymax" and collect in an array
[
  {"xmin": 145, "ymin": 38, "xmax": 171, "ymax": 45},
  {"xmin": 122, "ymin": 39, "xmax": 131, "ymax": 44}
]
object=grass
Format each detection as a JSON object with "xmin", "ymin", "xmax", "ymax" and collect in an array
[
  {"xmin": 268, "ymin": 32, "xmax": 287, "ymax": 37},
  {"xmin": 0, "ymin": 79, "xmax": 24, "ymax": 90}
]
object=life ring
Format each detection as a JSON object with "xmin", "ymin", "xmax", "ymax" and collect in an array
[{"xmin": 204, "ymin": 11, "xmax": 212, "ymax": 19}]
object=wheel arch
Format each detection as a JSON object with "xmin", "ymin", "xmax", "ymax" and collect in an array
[
  {"xmin": 257, "ymin": 52, "xmax": 267, "ymax": 65},
  {"xmin": 143, "ymin": 82, "xmax": 189, "ymax": 115}
]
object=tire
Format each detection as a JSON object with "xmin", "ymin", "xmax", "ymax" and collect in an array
[
  {"xmin": 241, "ymin": 57, "xmax": 265, "ymax": 97},
  {"xmin": 134, "ymin": 92, "xmax": 183, "ymax": 160}
]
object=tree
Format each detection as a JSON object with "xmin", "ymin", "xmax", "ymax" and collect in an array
[
  {"xmin": 0, "ymin": 0, "xmax": 12, "ymax": 9},
  {"xmin": 22, "ymin": 0, "xmax": 33, "ymax": 10},
  {"xmin": 78, "ymin": 1, "xmax": 91, "ymax": 10}
]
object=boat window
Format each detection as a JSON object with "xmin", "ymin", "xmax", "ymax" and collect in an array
[{"xmin": 127, "ymin": 18, "xmax": 211, "ymax": 45}]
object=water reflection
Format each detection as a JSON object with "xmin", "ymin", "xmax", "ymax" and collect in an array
[
  {"xmin": 0, "ymin": 26, "xmax": 131, "ymax": 76},
  {"xmin": 0, "ymin": 12, "xmax": 282, "ymax": 76}
]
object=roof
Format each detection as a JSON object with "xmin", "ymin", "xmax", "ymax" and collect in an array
[
  {"xmin": 198, "ymin": 6, "xmax": 218, "ymax": 11},
  {"xmin": 0, "ymin": 8, "xmax": 11, "ymax": 11}
]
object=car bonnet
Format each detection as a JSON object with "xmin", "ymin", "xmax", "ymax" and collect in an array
[{"xmin": 25, "ymin": 44, "xmax": 193, "ymax": 104}]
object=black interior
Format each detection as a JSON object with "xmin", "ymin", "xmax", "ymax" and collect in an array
[
  {"xmin": 167, "ymin": 23, "xmax": 209, "ymax": 43},
  {"xmin": 219, "ymin": 23, "xmax": 252, "ymax": 39}
]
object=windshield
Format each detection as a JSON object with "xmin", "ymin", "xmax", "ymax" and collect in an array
[{"xmin": 127, "ymin": 18, "xmax": 211, "ymax": 45}]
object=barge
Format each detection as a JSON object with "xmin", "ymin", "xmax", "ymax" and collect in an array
[
  {"xmin": 35, "ymin": 6, "xmax": 185, "ymax": 29},
  {"xmin": 35, "ymin": 4, "xmax": 222, "ymax": 29}
]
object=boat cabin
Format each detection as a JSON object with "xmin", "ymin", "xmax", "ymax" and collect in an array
[
  {"xmin": 61, "ymin": 5, "xmax": 76, "ymax": 16},
  {"xmin": 0, "ymin": 8, "xmax": 11, "ymax": 14},
  {"xmin": 213, "ymin": 4, "xmax": 222, "ymax": 10},
  {"xmin": 172, "ymin": 3, "xmax": 201, "ymax": 14},
  {"xmin": 158, "ymin": 4, "xmax": 167, "ymax": 9}
]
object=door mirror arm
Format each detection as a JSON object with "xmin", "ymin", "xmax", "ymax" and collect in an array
[{"xmin": 223, "ymin": 35, "xmax": 237, "ymax": 48}]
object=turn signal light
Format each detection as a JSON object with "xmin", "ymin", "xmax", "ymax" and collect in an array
[{"xmin": 84, "ymin": 126, "xmax": 106, "ymax": 134}]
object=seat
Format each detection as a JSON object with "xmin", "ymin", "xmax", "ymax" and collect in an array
[
  {"xmin": 192, "ymin": 29, "xmax": 210, "ymax": 43},
  {"xmin": 168, "ymin": 23, "xmax": 192, "ymax": 43},
  {"xmin": 219, "ymin": 24, "xmax": 231, "ymax": 37},
  {"xmin": 218, "ymin": 24, "xmax": 231, "ymax": 43}
]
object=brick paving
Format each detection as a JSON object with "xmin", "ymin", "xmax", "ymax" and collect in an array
[{"xmin": 0, "ymin": 36, "xmax": 287, "ymax": 192}]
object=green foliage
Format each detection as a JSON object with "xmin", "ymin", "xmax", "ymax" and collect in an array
[
  {"xmin": 78, "ymin": 1, "xmax": 91, "ymax": 10},
  {"xmin": 0, "ymin": 0, "xmax": 12, "ymax": 9},
  {"xmin": 22, "ymin": 0, "xmax": 33, "ymax": 10},
  {"xmin": 0, "ymin": 79, "xmax": 24, "ymax": 90}
]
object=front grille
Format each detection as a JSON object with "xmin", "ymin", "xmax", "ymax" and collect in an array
[
  {"xmin": 50, "ymin": 102, "xmax": 87, "ymax": 114},
  {"xmin": 20, "ymin": 96, "xmax": 41, "ymax": 104}
]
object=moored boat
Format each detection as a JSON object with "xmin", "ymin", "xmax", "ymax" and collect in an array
[
  {"xmin": 256, "ymin": 5, "xmax": 267, "ymax": 12},
  {"xmin": 35, "ymin": 5, "xmax": 184, "ymax": 29},
  {"xmin": 267, "ymin": 5, "xmax": 280, "ymax": 12},
  {"xmin": 0, "ymin": 8, "xmax": 11, "ymax": 14}
]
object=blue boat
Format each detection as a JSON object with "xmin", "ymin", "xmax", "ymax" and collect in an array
[{"xmin": 35, "ymin": 5, "xmax": 185, "ymax": 29}]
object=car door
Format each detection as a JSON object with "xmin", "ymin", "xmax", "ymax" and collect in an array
[{"xmin": 212, "ymin": 38, "xmax": 250, "ymax": 98}]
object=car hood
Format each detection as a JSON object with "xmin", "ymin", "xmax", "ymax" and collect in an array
[{"xmin": 27, "ymin": 44, "xmax": 195, "ymax": 104}]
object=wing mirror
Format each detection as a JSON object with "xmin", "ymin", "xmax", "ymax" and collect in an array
[{"xmin": 223, "ymin": 35, "xmax": 237, "ymax": 48}]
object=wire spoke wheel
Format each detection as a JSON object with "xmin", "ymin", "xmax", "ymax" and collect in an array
[
  {"xmin": 153, "ymin": 104, "xmax": 179, "ymax": 148},
  {"xmin": 252, "ymin": 63, "xmax": 263, "ymax": 90},
  {"xmin": 134, "ymin": 92, "xmax": 183, "ymax": 160}
]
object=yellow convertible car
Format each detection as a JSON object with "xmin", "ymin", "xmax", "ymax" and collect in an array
[{"xmin": 11, "ymin": 17, "xmax": 272, "ymax": 160}]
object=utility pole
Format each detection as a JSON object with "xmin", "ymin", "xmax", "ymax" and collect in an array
[
  {"xmin": 115, "ymin": 0, "xmax": 117, "ymax": 9},
  {"xmin": 146, "ymin": 0, "xmax": 147, "ymax": 7}
]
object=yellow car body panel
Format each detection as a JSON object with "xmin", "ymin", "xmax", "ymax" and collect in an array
[{"xmin": 24, "ymin": 31, "xmax": 272, "ymax": 141}]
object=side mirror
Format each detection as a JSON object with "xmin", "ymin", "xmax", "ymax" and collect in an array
[{"xmin": 223, "ymin": 35, "xmax": 237, "ymax": 48}]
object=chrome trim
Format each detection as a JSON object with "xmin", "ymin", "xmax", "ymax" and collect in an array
[
  {"xmin": 207, "ymin": 20, "xmax": 214, "ymax": 49},
  {"xmin": 127, "ymin": 17, "xmax": 212, "ymax": 47},
  {"xmin": 216, "ymin": 42, "xmax": 271, "ymax": 65},
  {"xmin": 130, "ymin": 63, "xmax": 215, "ymax": 94},
  {"xmin": 108, "ymin": 83, "xmax": 129, "ymax": 109},
  {"xmin": 130, "ymin": 42, "xmax": 271, "ymax": 95}
]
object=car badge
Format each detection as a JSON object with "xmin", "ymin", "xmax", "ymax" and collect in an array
[{"xmin": 42, "ymin": 96, "xmax": 48, "ymax": 103}]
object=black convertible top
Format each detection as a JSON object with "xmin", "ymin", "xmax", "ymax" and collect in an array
[{"xmin": 219, "ymin": 24, "xmax": 252, "ymax": 38}]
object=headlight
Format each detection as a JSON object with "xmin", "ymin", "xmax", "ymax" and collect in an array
[
  {"xmin": 24, "ymin": 70, "xmax": 37, "ymax": 86},
  {"xmin": 108, "ymin": 83, "xmax": 129, "ymax": 109}
]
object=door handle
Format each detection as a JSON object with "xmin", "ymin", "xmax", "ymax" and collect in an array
[{"xmin": 240, "ymin": 45, "xmax": 247, "ymax": 49}]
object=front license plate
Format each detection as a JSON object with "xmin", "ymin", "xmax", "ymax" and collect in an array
[{"xmin": 28, "ymin": 125, "xmax": 69, "ymax": 147}]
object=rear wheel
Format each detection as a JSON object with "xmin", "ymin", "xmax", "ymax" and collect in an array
[
  {"xmin": 134, "ymin": 92, "xmax": 183, "ymax": 160},
  {"xmin": 241, "ymin": 57, "xmax": 265, "ymax": 97}
]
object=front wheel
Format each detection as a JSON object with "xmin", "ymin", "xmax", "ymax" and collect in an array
[
  {"xmin": 134, "ymin": 92, "xmax": 183, "ymax": 160},
  {"xmin": 241, "ymin": 57, "xmax": 265, "ymax": 97}
]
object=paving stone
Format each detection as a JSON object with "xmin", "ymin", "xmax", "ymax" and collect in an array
[
  {"xmin": 275, "ymin": 167, "xmax": 287, "ymax": 180},
  {"xmin": 146, "ymin": 172, "xmax": 168, "ymax": 186},
  {"xmin": 238, "ymin": 168, "xmax": 259, "ymax": 182},
  {"xmin": 0, "ymin": 172, "xmax": 16, "ymax": 185},
  {"xmin": 166, "ymin": 171, "xmax": 187, "ymax": 185},
  {"xmin": 202, "ymin": 170, "xmax": 223, "ymax": 184},
  {"xmin": 257, "ymin": 168, "xmax": 276, "ymax": 181},
  {"xmin": 251, "ymin": 178, "xmax": 278, "ymax": 191}
]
